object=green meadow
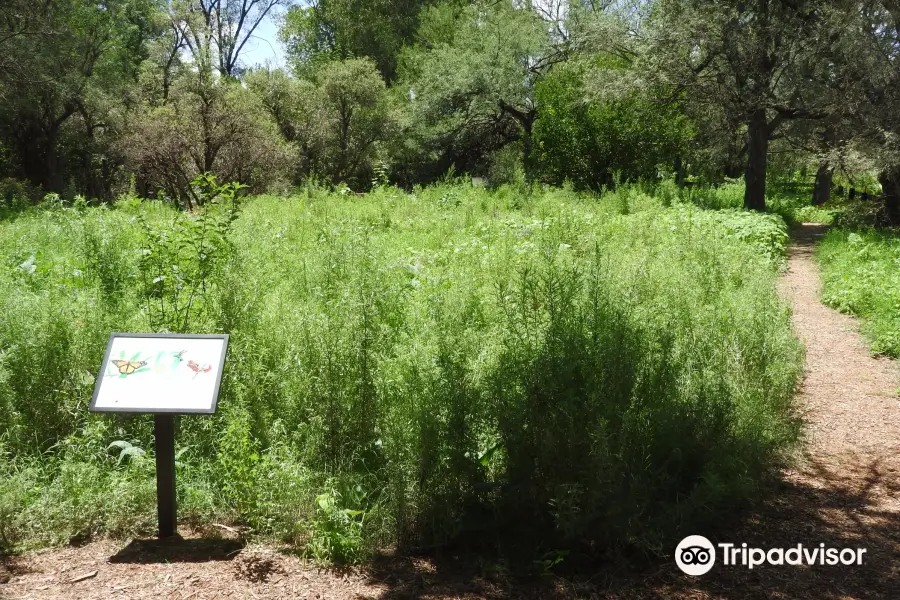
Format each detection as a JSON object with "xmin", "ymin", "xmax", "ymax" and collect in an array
[{"xmin": 0, "ymin": 183, "xmax": 802, "ymax": 562}]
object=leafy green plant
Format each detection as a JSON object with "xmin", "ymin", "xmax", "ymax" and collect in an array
[
  {"xmin": 533, "ymin": 549, "xmax": 569, "ymax": 577},
  {"xmin": 0, "ymin": 467, "xmax": 34, "ymax": 550},
  {"xmin": 0, "ymin": 177, "xmax": 39, "ymax": 215},
  {"xmin": 107, "ymin": 440, "xmax": 146, "ymax": 466},
  {"xmin": 306, "ymin": 486, "xmax": 367, "ymax": 564},
  {"xmin": 819, "ymin": 228, "xmax": 900, "ymax": 357},
  {"xmin": 80, "ymin": 219, "xmax": 131, "ymax": 304},
  {"xmin": 217, "ymin": 407, "xmax": 260, "ymax": 517},
  {"xmin": 371, "ymin": 160, "xmax": 390, "ymax": 189},
  {"xmin": 137, "ymin": 174, "xmax": 246, "ymax": 332}
]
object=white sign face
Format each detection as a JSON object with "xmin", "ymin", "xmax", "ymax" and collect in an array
[{"xmin": 90, "ymin": 333, "xmax": 229, "ymax": 414}]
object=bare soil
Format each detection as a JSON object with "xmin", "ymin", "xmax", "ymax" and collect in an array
[{"xmin": 3, "ymin": 224, "xmax": 899, "ymax": 600}]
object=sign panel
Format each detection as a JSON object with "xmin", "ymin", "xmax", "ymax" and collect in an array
[{"xmin": 90, "ymin": 333, "xmax": 229, "ymax": 414}]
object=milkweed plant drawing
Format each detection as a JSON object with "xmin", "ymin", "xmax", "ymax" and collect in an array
[{"xmin": 106, "ymin": 349, "xmax": 208, "ymax": 379}]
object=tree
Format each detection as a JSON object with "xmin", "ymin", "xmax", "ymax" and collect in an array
[
  {"xmin": 599, "ymin": 0, "xmax": 847, "ymax": 210},
  {"xmin": 245, "ymin": 67, "xmax": 325, "ymax": 179},
  {"xmin": 122, "ymin": 71, "xmax": 292, "ymax": 207},
  {"xmin": 317, "ymin": 58, "xmax": 391, "ymax": 185},
  {"xmin": 533, "ymin": 60, "xmax": 692, "ymax": 190},
  {"xmin": 0, "ymin": 2, "xmax": 51, "ymax": 99},
  {"xmin": 394, "ymin": 1, "xmax": 563, "ymax": 183},
  {"xmin": 0, "ymin": 0, "xmax": 155, "ymax": 193},
  {"xmin": 246, "ymin": 60, "xmax": 390, "ymax": 188},
  {"xmin": 138, "ymin": 8, "xmax": 190, "ymax": 105},
  {"xmin": 171, "ymin": 0, "xmax": 292, "ymax": 78},
  {"xmin": 280, "ymin": 0, "xmax": 426, "ymax": 81},
  {"xmin": 837, "ymin": 0, "xmax": 900, "ymax": 223}
]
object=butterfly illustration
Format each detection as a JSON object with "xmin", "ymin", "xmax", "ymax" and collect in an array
[
  {"xmin": 111, "ymin": 359, "xmax": 148, "ymax": 375},
  {"xmin": 187, "ymin": 360, "xmax": 212, "ymax": 378}
]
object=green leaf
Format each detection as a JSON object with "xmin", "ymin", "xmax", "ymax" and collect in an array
[{"xmin": 478, "ymin": 441, "xmax": 502, "ymax": 466}]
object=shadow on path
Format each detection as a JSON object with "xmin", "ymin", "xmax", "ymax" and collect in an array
[
  {"xmin": 788, "ymin": 222, "xmax": 829, "ymax": 256},
  {"xmin": 109, "ymin": 536, "xmax": 244, "ymax": 564}
]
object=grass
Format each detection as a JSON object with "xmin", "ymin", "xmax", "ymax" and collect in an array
[
  {"xmin": 818, "ymin": 228, "xmax": 900, "ymax": 358},
  {"xmin": 669, "ymin": 178, "xmax": 839, "ymax": 226},
  {"xmin": 0, "ymin": 182, "xmax": 802, "ymax": 564}
]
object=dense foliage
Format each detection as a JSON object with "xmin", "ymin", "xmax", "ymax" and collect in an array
[
  {"xmin": 0, "ymin": 183, "xmax": 801, "ymax": 560},
  {"xmin": 4, "ymin": 0, "xmax": 900, "ymax": 570},
  {"xmin": 819, "ymin": 229, "xmax": 900, "ymax": 358},
  {"xmin": 5, "ymin": 0, "xmax": 900, "ymax": 216},
  {"xmin": 533, "ymin": 66, "xmax": 693, "ymax": 189}
]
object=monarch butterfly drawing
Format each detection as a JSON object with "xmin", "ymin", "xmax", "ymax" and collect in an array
[
  {"xmin": 111, "ymin": 359, "xmax": 148, "ymax": 375},
  {"xmin": 187, "ymin": 360, "xmax": 212, "ymax": 378}
]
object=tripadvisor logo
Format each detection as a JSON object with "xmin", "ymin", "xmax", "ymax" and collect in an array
[
  {"xmin": 675, "ymin": 535, "xmax": 867, "ymax": 576},
  {"xmin": 676, "ymin": 535, "xmax": 716, "ymax": 576}
]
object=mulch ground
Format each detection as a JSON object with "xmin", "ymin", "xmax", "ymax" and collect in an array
[{"xmin": 3, "ymin": 224, "xmax": 899, "ymax": 600}]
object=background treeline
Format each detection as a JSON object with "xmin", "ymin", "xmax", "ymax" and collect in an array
[{"xmin": 4, "ymin": 0, "xmax": 900, "ymax": 219}]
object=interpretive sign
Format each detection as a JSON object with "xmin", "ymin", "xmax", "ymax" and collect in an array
[
  {"xmin": 90, "ymin": 332, "xmax": 229, "ymax": 538},
  {"xmin": 90, "ymin": 333, "xmax": 228, "ymax": 414}
]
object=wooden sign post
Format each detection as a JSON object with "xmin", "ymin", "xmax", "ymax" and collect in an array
[
  {"xmin": 154, "ymin": 414, "xmax": 177, "ymax": 538},
  {"xmin": 90, "ymin": 333, "xmax": 229, "ymax": 538}
]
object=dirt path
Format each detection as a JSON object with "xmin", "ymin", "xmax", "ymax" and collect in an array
[
  {"xmin": 780, "ymin": 224, "xmax": 900, "ymax": 469},
  {"xmin": 749, "ymin": 224, "xmax": 900, "ymax": 597},
  {"xmin": 680, "ymin": 223, "xmax": 900, "ymax": 599},
  {"xmin": 3, "ymin": 224, "xmax": 900, "ymax": 600}
]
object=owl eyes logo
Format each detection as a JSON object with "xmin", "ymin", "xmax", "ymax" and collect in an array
[
  {"xmin": 681, "ymin": 546, "xmax": 712, "ymax": 565},
  {"xmin": 675, "ymin": 535, "xmax": 716, "ymax": 575}
]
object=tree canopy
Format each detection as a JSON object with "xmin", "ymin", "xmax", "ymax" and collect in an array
[{"xmin": 2, "ymin": 0, "xmax": 900, "ymax": 218}]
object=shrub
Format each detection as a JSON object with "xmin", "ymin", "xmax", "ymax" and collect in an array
[
  {"xmin": 768, "ymin": 194, "xmax": 838, "ymax": 226},
  {"xmin": 246, "ymin": 61, "xmax": 392, "ymax": 190},
  {"xmin": 136, "ymin": 175, "xmax": 244, "ymax": 332},
  {"xmin": 0, "ymin": 465, "xmax": 36, "ymax": 550},
  {"xmin": 0, "ymin": 177, "xmax": 40, "ymax": 214},
  {"xmin": 121, "ymin": 75, "xmax": 292, "ymax": 208}
]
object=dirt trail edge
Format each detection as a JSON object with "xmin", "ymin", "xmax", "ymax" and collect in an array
[
  {"xmin": 757, "ymin": 223, "xmax": 900, "ymax": 597},
  {"xmin": 670, "ymin": 224, "xmax": 900, "ymax": 600},
  {"xmin": 3, "ymin": 223, "xmax": 900, "ymax": 600}
]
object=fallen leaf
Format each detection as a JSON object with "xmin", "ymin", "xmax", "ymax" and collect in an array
[
  {"xmin": 213, "ymin": 523, "xmax": 240, "ymax": 534},
  {"xmin": 69, "ymin": 570, "xmax": 98, "ymax": 583}
]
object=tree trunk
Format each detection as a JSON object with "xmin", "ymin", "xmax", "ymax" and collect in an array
[
  {"xmin": 674, "ymin": 156, "xmax": 685, "ymax": 187},
  {"xmin": 498, "ymin": 100, "xmax": 536, "ymax": 183},
  {"xmin": 812, "ymin": 162, "xmax": 834, "ymax": 206},
  {"xmin": 743, "ymin": 109, "xmax": 769, "ymax": 211},
  {"xmin": 44, "ymin": 128, "xmax": 63, "ymax": 192},
  {"xmin": 878, "ymin": 168, "xmax": 900, "ymax": 225}
]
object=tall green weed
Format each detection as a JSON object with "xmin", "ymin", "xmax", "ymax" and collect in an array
[{"xmin": 0, "ymin": 182, "xmax": 801, "ymax": 561}]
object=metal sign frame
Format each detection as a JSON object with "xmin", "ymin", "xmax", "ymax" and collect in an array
[
  {"xmin": 89, "ymin": 332, "xmax": 229, "ymax": 538},
  {"xmin": 89, "ymin": 332, "xmax": 229, "ymax": 415}
]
